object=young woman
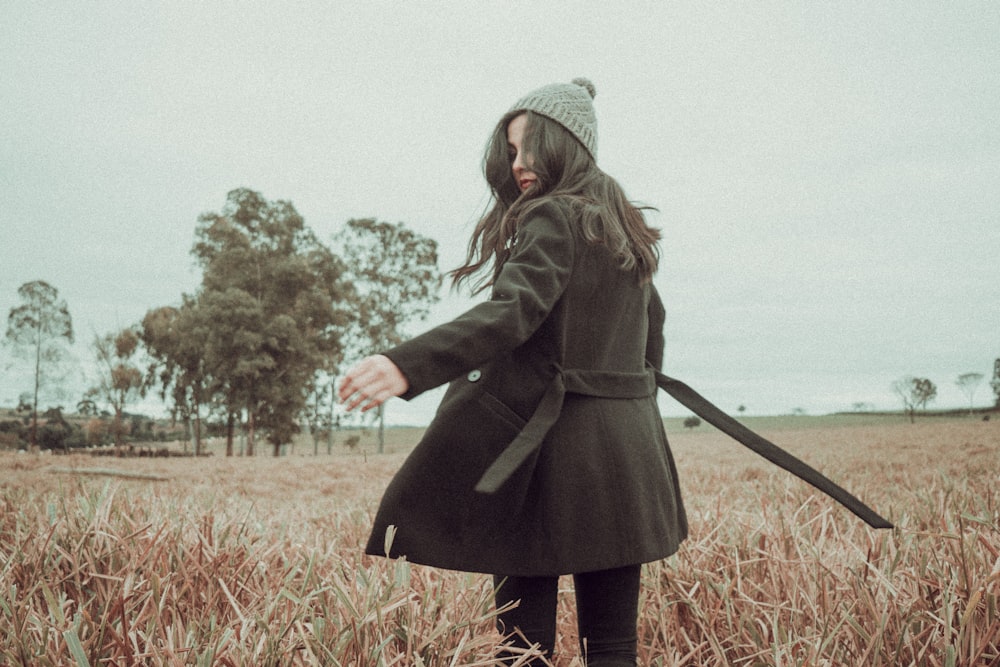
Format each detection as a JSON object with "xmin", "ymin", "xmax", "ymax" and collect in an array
[
  {"xmin": 339, "ymin": 78, "xmax": 683, "ymax": 665},
  {"xmin": 341, "ymin": 77, "xmax": 893, "ymax": 665}
]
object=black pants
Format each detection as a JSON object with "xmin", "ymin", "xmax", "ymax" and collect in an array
[{"xmin": 493, "ymin": 564, "xmax": 640, "ymax": 666}]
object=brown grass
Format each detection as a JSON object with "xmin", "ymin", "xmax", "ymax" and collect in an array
[{"xmin": 1, "ymin": 417, "xmax": 998, "ymax": 665}]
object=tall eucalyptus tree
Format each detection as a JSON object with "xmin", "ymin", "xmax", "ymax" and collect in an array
[
  {"xmin": 4, "ymin": 280, "xmax": 74, "ymax": 449},
  {"xmin": 192, "ymin": 189, "xmax": 350, "ymax": 456}
]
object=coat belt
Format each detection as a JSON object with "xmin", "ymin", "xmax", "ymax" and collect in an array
[{"xmin": 474, "ymin": 367, "xmax": 893, "ymax": 530}]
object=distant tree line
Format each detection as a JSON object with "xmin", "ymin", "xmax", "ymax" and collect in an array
[
  {"xmin": 0, "ymin": 403, "xmax": 176, "ymax": 452},
  {"xmin": 680, "ymin": 367, "xmax": 1000, "ymax": 428},
  {"xmin": 890, "ymin": 367, "xmax": 1000, "ymax": 423},
  {"xmin": 3, "ymin": 188, "xmax": 441, "ymax": 454}
]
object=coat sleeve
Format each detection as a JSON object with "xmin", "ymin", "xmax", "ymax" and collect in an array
[
  {"xmin": 383, "ymin": 201, "xmax": 576, "ymax": 399},
  {"xmin": 645, "ymin": 284, "xmax": 666, "ymax": 371}
]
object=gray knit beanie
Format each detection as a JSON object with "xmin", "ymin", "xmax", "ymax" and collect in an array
[{"xmin": 509, "ymin": 77, "xmax": 598, "ymax": 160}]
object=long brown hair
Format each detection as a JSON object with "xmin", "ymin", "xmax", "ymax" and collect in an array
[{"xmin": 451, "ymin": 110, "xmax": 660, "ymax": 292}]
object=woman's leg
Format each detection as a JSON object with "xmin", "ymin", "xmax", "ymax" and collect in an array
[
  {"xmin": 493, "ymin": 574, "xmax": 559, "ymax": 663},
  {"xmin": 573, "ymin": 565, "xmax": 641, "ymax": 666}
]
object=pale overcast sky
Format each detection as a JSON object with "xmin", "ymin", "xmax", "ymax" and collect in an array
[{"xmin": 2, "ymin": 2, "xmax": 998, "ymax": 423}]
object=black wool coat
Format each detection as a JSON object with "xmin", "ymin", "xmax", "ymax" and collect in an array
[{"xmin": 367, "ymin": 198, "xmax": 688, "ymax": 577}]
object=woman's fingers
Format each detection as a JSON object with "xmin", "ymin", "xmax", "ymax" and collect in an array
[
  {"xmin": 338, "ymin": 358, "xmax": 377, "ymax": 402},
  {"xmin": 338, "ymin": 355, "xmax": 408, "ymax": 412}
]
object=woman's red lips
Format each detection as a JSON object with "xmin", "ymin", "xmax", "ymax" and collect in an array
[{"xmin": 519, "ymin": 178, "xmax": 535, "ymax": 191}]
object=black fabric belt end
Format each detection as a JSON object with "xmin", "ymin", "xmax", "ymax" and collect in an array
[{"xmin": 656, "ymin": 371, "xmax": 893, "ymax": 529}]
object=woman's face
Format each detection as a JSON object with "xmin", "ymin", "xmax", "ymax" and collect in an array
[{"xmin": 506, "ymin": 113, "xmax": 537, "ymax": 193}]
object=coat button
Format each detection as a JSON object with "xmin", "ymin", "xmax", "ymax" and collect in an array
[{"xmin": 467, "ymin": 370, "xmax": 482, "ymax": 382}]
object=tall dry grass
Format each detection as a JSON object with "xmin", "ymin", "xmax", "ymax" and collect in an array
[{"xmin": 1, "ymin": 417, "xmax": 997, "ymax": 665}]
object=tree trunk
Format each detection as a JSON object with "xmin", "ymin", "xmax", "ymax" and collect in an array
[
  {"xmin": 246, "ymin": 411, "xmax": 255, "ymax": 456},
  {"xmin": 194, "ymin": 408, "xmax": 203, "ymax": 456},
  {"xmin": 113, "ymin": 406, "xmax": 124, "ymax": 446},
  {"xmin": 225, "ymin": 412, "xmax": 235, "ymax": 457},
  {"xmin": 30, "ymin": 321, "xmax": 41, "ymax": 451},
  {"xmin": 327, "ymin": 402, "xmax": 335, "ymax": 455},
  {"xmin": 377, "ymin": 404, "xmax": 385, "ymax": 454}
]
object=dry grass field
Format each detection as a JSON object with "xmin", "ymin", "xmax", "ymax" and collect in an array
[{"xmin": 1, "ymin": 415, "xmax": 998, "ymax": 665}]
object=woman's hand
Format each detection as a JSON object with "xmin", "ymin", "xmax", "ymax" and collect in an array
[{"xmin": 338, "ymin": 355, "xmax": 409, "ymax": 413}]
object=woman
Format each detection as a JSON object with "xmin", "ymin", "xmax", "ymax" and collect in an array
[{"xmin": 340, "ymin": 78, "xmax": 686, "ymax": 665}]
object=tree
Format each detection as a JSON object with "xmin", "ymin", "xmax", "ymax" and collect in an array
[
  {"xmin": 76, "ymin": 398, "xmax": 99, "ymax": 417},
  {"xmin": 141, "ymin": 299, "xmax": 211, "ymax": 455},
  {"xmin": 84, "ymin": 417, "xmax": 109, "ymax": 447},
  {"xmin": 38, "ymin": 406, "xmax": 72, "ymax": 451},
  {"xmin": 4, "ymin": 280, "xmax": 75, "ymax": 450},
  {"xmin": 892, "ymin": 376, "xmax": 937, "ymax": 423},
  {"xmin": 87, "ymin": 327, "xmax": 146, "ymax": 446},
  {"xmin": 0, "ymin": 418, "xmax": 26, "ymax": 450},
  {"xmin": 304, "ymin": 371, "xmax": 338, "ymax": 455},
  {"xmin": 192, "ymin": 188, "xmax": 350, "ymax": 456},
  {"xmin": 683, "ymin": 416, "xmax": 701, "ymax": 429},
  {"xmin": 955, "ymin": 372, "xmax": 984, "ymax": 416},
  {"xmin": 992, "ymin": 359, "xmax": 1000, "ymax": 408},
  {"xmin": 335, "ymin": 218, "xmax": 442, "ymax": 452}
]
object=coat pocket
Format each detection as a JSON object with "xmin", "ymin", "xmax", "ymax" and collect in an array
[{"xmin": 475, "ymin": 390, "xmax": 528, "ymax": 433}]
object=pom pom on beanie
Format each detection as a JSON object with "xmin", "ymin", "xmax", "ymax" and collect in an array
[
  {"xmin": 509, "ymin": 78, "xmax": 598, "ymax": 160},
  {"xmin": 570, "ymin": 77, "xmax": 596, "ymax": 99}
]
